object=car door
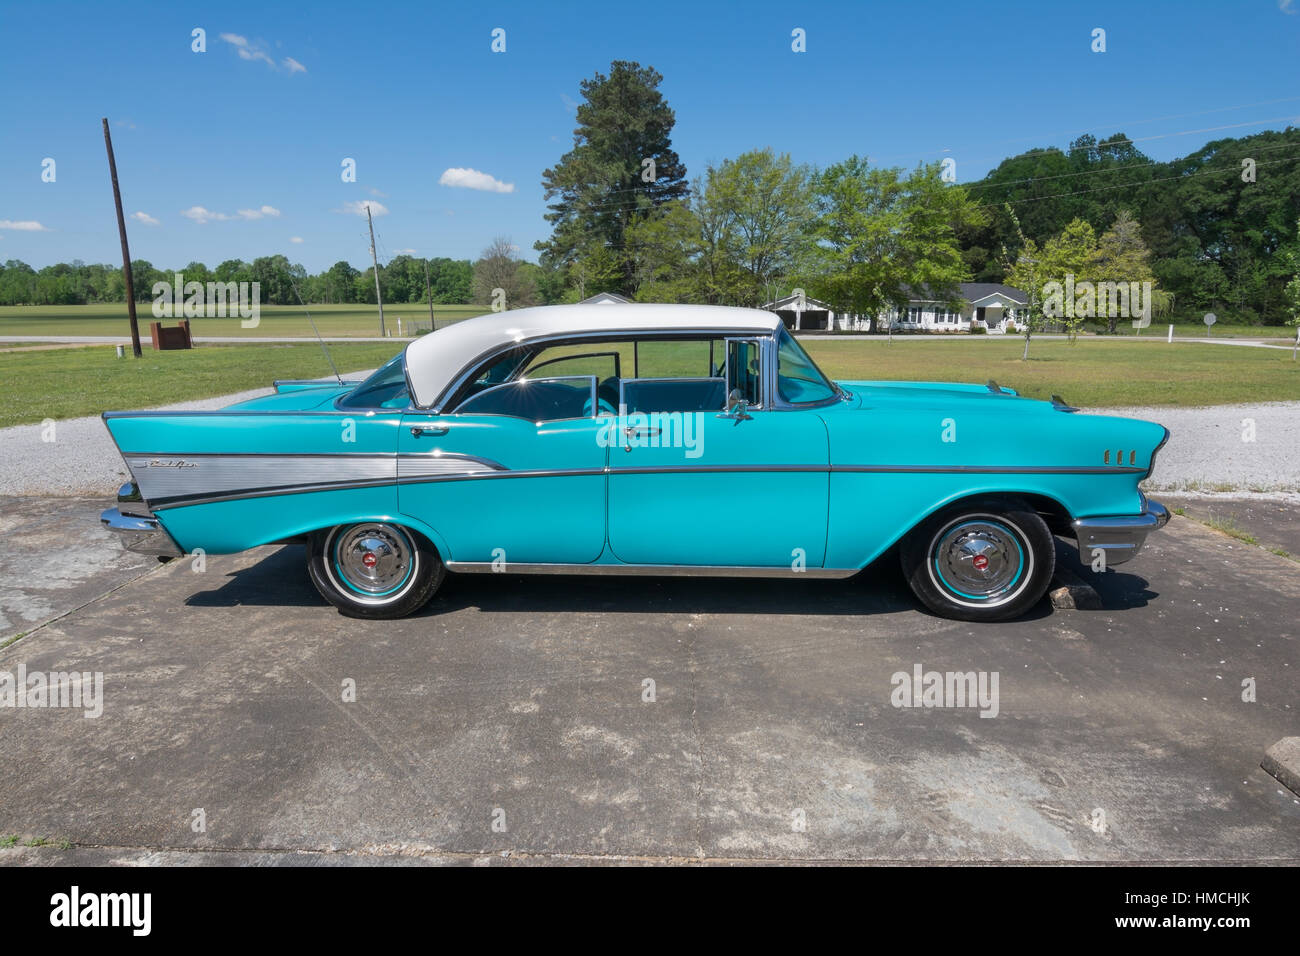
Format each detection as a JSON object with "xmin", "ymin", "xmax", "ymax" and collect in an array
[
  {"xmin": 607, "ymin": 337, "xmax": 830, "ymax": 568},
  {"xmin": 398, "ymin": 375, "xmax": 608, "ymax": 565}
]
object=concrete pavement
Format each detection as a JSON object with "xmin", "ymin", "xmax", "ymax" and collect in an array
[{"xmin": 1, "ymin": 510, "xmax": 1296, "ymax": 864}]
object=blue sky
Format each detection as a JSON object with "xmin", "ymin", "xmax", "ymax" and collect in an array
[{"xmin": 2, "ymin": 0, "xmax": 1298, "ymax": 271}]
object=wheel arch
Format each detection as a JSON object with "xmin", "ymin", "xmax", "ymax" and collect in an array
[{"xmin": 852, "ymin": 487, "xmax": 1075, "ymax": 571}]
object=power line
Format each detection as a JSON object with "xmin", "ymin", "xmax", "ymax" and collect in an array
[
  {"xmin": 964, "ymin": 136, "xmax": 1300, "ymax": 192},
  {"xmin": 974, "ymin": 153, "xmax": 1299, "ymax": 209}
]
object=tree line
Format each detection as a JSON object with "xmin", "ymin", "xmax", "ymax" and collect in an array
[
  {"xmin": 4, "ymin": 61, "xmax": 1298, "ymax": 326},
  {"xmin": 0, "ymin": 254, "xmax": 475, "ymax": 308}
]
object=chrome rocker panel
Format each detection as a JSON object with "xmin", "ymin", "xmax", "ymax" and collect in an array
[
  {"xmin": 444, "ymin": 561, "xmax": 859, "ymax": 579},
  {"xmin": 1073, "ymin": 498, "xmax": 1170, "ymax": 566}
]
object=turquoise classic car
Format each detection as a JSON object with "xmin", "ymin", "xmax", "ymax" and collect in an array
[{"xmin": 101, "ymin": 304, "xmax": 1169, "ymax": 621}]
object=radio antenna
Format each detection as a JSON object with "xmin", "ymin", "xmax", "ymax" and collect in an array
[{"xmin": 287, "ymin": 272, "xmax": 343, "ymax": 385}]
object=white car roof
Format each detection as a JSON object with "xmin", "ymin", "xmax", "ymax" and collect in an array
[{"xmin": 404, "ymin": 303, "xmax": 782, "ymax": 408}]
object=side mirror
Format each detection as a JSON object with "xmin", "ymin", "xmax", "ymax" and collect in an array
[{"xmin": 718, "ymin": 388, "xmax": 753, "ymax": 421}]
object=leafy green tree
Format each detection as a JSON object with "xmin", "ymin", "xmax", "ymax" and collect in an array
[
  {"xmin": 806, "ymin": 157, "xmax": 985, "ymax": 323},
  {"xmin": 696, "ymin": 149, "xmax": 813, "ymax": 304},
  {"xmin": 537, "ymin": 61, "xmax": 689, "ymax": 296}
]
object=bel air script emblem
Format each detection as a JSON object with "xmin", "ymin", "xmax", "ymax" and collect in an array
[{"xmin": 146, "ymin": 458, "xmax": 197, "ymax": 468}]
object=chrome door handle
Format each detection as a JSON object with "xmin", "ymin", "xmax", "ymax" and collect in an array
[
  {"xmin": 410, "ymin": 424, "xmax": 449, "ymax": 437},
  {"xmin": 623, "ymin": 426, "xmax": 660, "ymax": 452}
]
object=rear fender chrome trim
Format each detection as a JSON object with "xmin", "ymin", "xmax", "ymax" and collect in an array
[{"xmin": 100, "ymin": 507, "xmax": 183, "ymax": 557}]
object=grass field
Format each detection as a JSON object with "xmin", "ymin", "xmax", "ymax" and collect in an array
[
  {"xmin": 0, "ymin": 327, "xmax": 1296, "ymax": 429},
  {"xmin": 0, "ymin": 303, "xmax": 486, "ymax": 339},
  {"xmin": 0, "ymin": 342, "xmax": 403, "ymax": 428},
  {"xmin": 2, "ymin": 304, "xmax": 1296, "ymax": 344},
  {"xmin": 802, "ymin": 337, "xmax": 1300, "ymax": 407}
]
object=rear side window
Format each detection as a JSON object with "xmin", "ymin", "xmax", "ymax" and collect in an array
[
  {"xmin": 453, "ymin": 376, "xmax": 597, "ymax": 422},
  {"xmin": 338, "ymin": 354, "xmax": 409, "ymax": 409}
]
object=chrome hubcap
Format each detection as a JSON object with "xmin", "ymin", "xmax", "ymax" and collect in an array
[
  {"xmin": 334, "ymin": 524, "xmax": 411, "ymax": 594},
  {"xmin": 933, "ymin": 520, "xmax": 1023, "ymax": 600}
]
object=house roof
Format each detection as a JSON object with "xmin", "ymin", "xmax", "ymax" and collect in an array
[
  {"xmin": 405, "ymin": 303, "xmax": 781, "ymax": 408},
  {"xmin": 578, "ymin": 291, "xmax": 632, "ymax": 304},
  {"xmin": 760, "ymin": 293, "xmax": 835, "ymax": 311},
  {"xmin": 903, "ymin": 282, "xmax": 1028, "ymax": 306}
]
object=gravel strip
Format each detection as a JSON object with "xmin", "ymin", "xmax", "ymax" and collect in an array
[
  {"xmin": 0, "ymin": 370, "xmax": 375, "ymax": 497},
  {"xmin": 1088, "ymin": 401, "xmax": 1300, "ymax": 495}
]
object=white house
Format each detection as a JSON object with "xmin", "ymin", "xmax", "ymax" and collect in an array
[
  {"xmin": 880, "ymin": 283, "xmax": 1028, "ymax": 333},
  {"xmin": 760, "ymin": 293, "xmax": 871, "ymax": 332}
]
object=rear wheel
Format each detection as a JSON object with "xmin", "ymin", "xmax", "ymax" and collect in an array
[
  {"xmin": 307, "ymin": 522, "xmax": 444, "ymax": 619},
  {"xmin": 900, "ymin": 498, "xmax": 1054, "ymax": 622}
]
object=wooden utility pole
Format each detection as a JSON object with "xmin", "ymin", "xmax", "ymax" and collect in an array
[
  {"xmin": 422, "ymin": 259, "xmax": 436, "ymax": 332},
  {"xmin": 366, "ymin": 205, "xmax": 386, "ymax": 337},
  {"xmin": 102, "ymin": 118, "xmax": 142, "ymax": 358}
]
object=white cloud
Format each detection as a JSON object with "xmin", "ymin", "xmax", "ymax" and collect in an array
[
  {"xmin": 180, "ymin": 206, "xmax": 229, "ymax": 224},
  {"xmin": 394, "ymin": 248, "xmax": 417, "ymax": 255},
  {"xmin": 219, "ymin": 33, "xmax": 305, "ymax": 72},
  {"xmin": 290, "ymin": 236, "xmax": 304, "ymax": 244},
  {"xmin": 0, "ymin": 219, "xmax": 50, "ymax": 231},
  {"xmin": 181, "ymin": 204, "xmax": 278, "ymax": 224},
  {"xmin": 237, "ymin": 205, "xmax": 280, "ymax": 220},
  {"xmin": 337, "ymin": 200, "xmax": 389, "ymax": 217},
  {"xmin": 438, "ymin": 167, "xmax": 515, "ymax": 194},
  {"xmin": 560, "ymin": 93, "xmax": 579, "ymax": 115},
  {"xmin": 131, "ymin": 211, "xmax": 161, "ymax": 226},
  {"xmin": 366, "ymin": 187, "xmax": 388, "ymax": 198},
  {"xmin": 1281, "ymin": 0, "xmax": 1296, "ymax": 14}
]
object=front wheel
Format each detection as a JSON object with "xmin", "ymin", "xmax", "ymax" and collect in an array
[
  {"xmin": 900, "ymin": 498, "xmax": 1055, "ymax": 622},
  {"xmin": 307, "ymin": 522, "xmax": 444, "ymax": 619}
]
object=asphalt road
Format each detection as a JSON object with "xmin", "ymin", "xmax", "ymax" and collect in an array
[{"xmin": 0, "ymin": 501, "xmax": 1296, "ymax": 865}]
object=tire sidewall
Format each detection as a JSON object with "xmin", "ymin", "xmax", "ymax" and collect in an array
[
  {"xmin": 902, "ymin": 499, "xmax": 1055, "ymax": 622},
  {"xmin": 308, "ymin": 523, "xmax": 444, "ymax": 619}
]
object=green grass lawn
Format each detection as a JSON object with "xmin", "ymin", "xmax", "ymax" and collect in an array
[
  {"xmin": 801, "ymin": 337, "xmax": 1300, "ymax": 407},
  {"xmin": 0, "ymin": 342, "xmax": 403, "ymax": 428},
  {"xmin": 0, "ymin": 303, "xmax": 486, "ymax": 339},
  {"xmin": 1, "ymin": 332, "xmax": 1296, "ymax": 430}
]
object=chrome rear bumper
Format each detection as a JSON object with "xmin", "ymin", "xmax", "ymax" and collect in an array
[
  {"xmin": 1073, "ymin": 498, "xmax": 1170, "ymax": 566},
  {"xmin": 100, "ymin": 507, "xmax": 183, "ymax": 557}
]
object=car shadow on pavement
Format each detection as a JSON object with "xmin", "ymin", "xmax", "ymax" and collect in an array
[
  {"xmin": 183, "ymin": 543, "xmax": 926, "ymax": 618},
  {"xmin": 182, "ymin": 540, "xmax": 1161, "ymax": 620},
  {"xmin": 1052, "ymin": 538, "xmax": 1161, "ymax": 611},
  {"xmin": 184, "ymin": 544, "xmax": 325, "ymax": 609}
]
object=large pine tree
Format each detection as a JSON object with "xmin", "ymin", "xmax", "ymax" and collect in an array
[{"xmin": 537, "ymin": 61, "xmax": 689, "ymax": 296}]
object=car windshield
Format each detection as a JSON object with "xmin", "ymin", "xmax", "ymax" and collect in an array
[
  {"xmin": 775, "ymin": 327, "xmax": 837, "ymax": 404},
  {"xmin": 337, "ymin": 353, "xmax": 409, "ymax": 409}
]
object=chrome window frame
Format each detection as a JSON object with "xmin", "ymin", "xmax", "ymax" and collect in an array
[
  {"xmin": 424, "ymin": 329, "xmax": 775, "ymax": 414},
  {"xmin": 723, "ymin": 336, "xmax": 766, "ymax": 411}
]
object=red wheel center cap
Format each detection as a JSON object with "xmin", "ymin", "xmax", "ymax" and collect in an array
[
  {"xmin": 362, "ymin": 551, "xmax": 378, "ymax": 568},
  {"xmin": 972, "ymin": 554, "xmax": 989, "ymax": 571}
]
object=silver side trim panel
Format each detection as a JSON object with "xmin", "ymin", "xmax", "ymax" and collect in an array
[
  {"xmin": 126, "ymin": 453, "xmax": 396, "ymax": 503},
  {"xmin": 1074, "ymin": 498, "xmax": 1170, "ymax": 566},
  {"xmin": 100, "ymin": 507, "xmax": 183, "ymax": 557},
  {"xmin": 126, "ymin": 452, "xmax": 507, "ymax": 508},
  {"xmin": 444, "ymin": 561, "xmax": 859, "ymax": 579}
]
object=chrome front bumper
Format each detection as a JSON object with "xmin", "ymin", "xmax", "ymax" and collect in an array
[
  {"xmin": 100, "ymin": 507, "xmax": 183, "ymax": 557},
  {"xmin": 1073, "ymin": 498, "xmax": 1170, "ymax": 566}
]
